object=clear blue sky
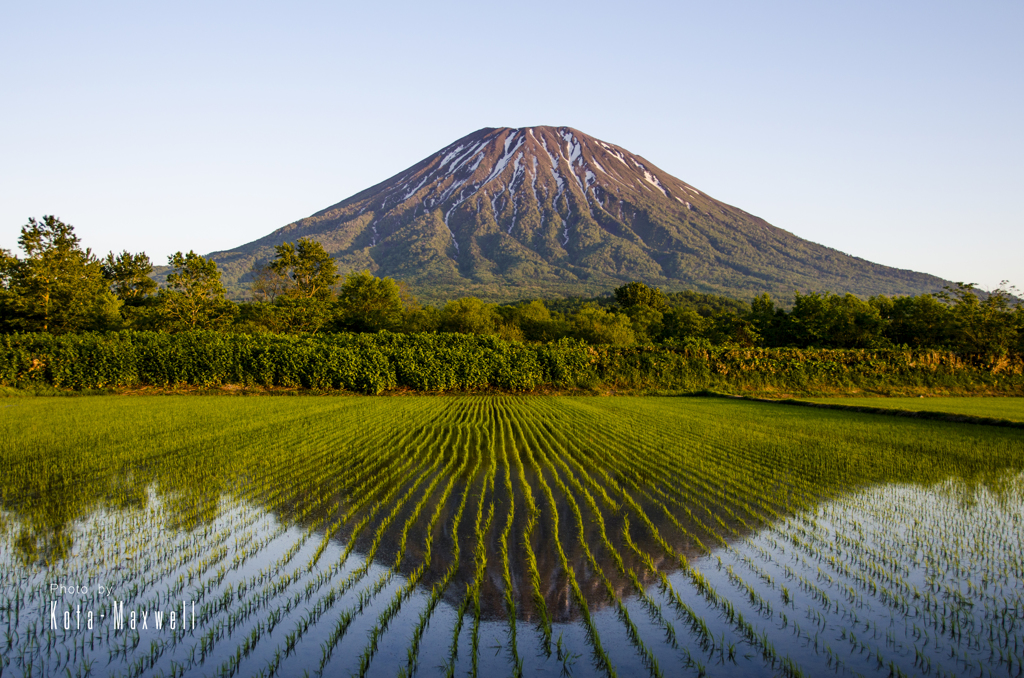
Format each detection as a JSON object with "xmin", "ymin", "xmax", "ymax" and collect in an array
[{"xmin": 2, "ymin": 0, "xmax": 1021, "ymax": 293}]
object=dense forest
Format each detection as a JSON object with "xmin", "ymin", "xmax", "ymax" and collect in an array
[{"xmin": 2, "ymin": 216, "xmax": 1022, "ymax": 356}]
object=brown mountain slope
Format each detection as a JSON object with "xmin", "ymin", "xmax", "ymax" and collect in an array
[{"xmin": 209, "ymin": 126, "xmax": 950, "ymax": 302}]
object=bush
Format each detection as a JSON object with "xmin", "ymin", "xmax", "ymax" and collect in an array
[{"xmin": 1, "ymin": 332, "xmax": 1021, "ymax": 394}]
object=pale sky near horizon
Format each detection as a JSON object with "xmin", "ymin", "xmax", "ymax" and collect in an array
[{"xmin": 2, "ymin": 0, "xmax": 1021, "ymax": 294}]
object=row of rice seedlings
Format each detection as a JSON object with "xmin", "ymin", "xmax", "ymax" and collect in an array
[
  {"xmin": 525, "ymin": 419, "xmax": 665, "ymax": 678},
  {"xmin": 783, "ymin": 484, "xmax": 1024, "ymax": 674},
  {"xmin": 511, "ymin": 409, "xmax": 687, "ymax": 664},
  {"xmin": 221, "ymin": 409, "xmax": 440, "ymax": 636},
  {"xmin": 595, "ymin": 442, "xmax": 815, "ymax": 654},
  {"xmin": 552, "ymin": 399, "xmax": 788, "ymax": 532},
  {"xmin": 613, "ymin": 430, "xmax": 773, "ymax": 539},
  {"xmin": 543, "ymin": 401, "xmax": 792, "ymax": 672},
  {"xmin": 637, "ymin": 406, "xmax": 948, "ymax": 673},
  {"xmin": 708, "ymin": 419, "xmax": 1023, "ymax": 678},
  {"xmin": 18, "ymin": 500, "xmax": 254, "ymax": 673},
  {"xmin": 443, "ymin": 419, "xmax": 496, "ymax": 678},
  {"xmin": 621, "ymin": 518, "xmax": 715, "ymax": 650},
  {"xmin": 117, "ymin": 401, "xmax": 438, "ymax": 675},
  {"xmin": 494, "ymin": 403, "xmax": 524, "ymax": 677},
  {"xmin": 769, "ymin": 506, "xmax": 962, "ymax": 674},
  {"xmin": 467, "ymin": 417, "xmax": 499, "ymax": 678},
  {"xmin": 551, "ymin": 398, "xmax": 806, "ymax": 517},
  {"xmin": 353, "ymin": 430, "xmax": 472, "ymax": 677},
  {"xmin": 203, "ymin": 403, "xmax": 441, "ymax": 671},
  {"xmin": 262, "ymin": 415, "xmax": 456, "ymax": 677},
  {"xmin": 145, "ymin": 428, "xmax": 377, "ymax": 674},
  {"xmin": 9, "ymin": 483, "xmax": 211, "ymax": 663},
  {"xmin": 502, "ymin": 412, "xmax": 553, "ymax": 655},
  {"xmin": 513, "ymin": 400, "xmax": 728, "ymax": 671},
  {"xmin": 4, "ymin": 395, "xmax": 1023, "ymax": 677},
  {"xmin": 143, "ymin": 411, "xmax": 393, "ymax": 639},
  {"xmin": 561, "ymin": 421, "xmax": 722, "ymax": 556},
  {"xmin": 534, "ymin": 401, "xmax": 804, "ymax": 675},
  {"xmin": 517, "ymin": 425, "xmax": 618, "ymax": 678},
  {"xmin": 402, "ymin": 435, "xmax": 483, "ymax": 677},
  {"xmin": 528, "ymin": 399, "xmax": 774, "ymax": 567},
  {"xmin": 3, "ymin": 399, "xmax": 411, "ymax": 675},
  {"xmin": 654, "ymin": 402, "xmax": 837, "ymax": 511},
  {"xmin": 561, "ymin": 401, "xmax": 1007, "ymax": 655}
]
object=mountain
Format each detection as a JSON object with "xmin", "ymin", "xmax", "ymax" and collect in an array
[{"xmin": 209, "ymin": 126, "xmax": 950, "ymax": 303}]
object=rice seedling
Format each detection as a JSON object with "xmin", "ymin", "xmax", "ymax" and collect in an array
[{"xmin": 0, "ymin": 395, "xmax": 1021, "ymax": 677}]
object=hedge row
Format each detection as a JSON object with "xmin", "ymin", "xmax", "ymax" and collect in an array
[
  {"xmin": 0, "ymin": 331, "xmax": 593, "ymax": 394},
  {"xmin": 589, "ymin": 345, "xmax": 1024, "ymax": 392},
  {"xmin": 1, "ymin": 332, "xmax": 1021, "ymax": 394}
]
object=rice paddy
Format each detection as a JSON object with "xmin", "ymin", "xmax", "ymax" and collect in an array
[{"xmin": 1, "ymin": 396, "xmax": 1022, "ymax": 678}]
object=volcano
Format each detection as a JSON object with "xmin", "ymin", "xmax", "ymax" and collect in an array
[{"xmin": 209, "ymin": 126, "xmax": 949, "ymax": 302}]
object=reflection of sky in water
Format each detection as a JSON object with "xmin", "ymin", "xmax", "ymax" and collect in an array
[
  {"xmin": 668, "ymin": 474, "xmax": 1024, "ymax": 678},
  {"xmin": 2, "ymin": 472, "xmax": 1021, "ymax": 678}
]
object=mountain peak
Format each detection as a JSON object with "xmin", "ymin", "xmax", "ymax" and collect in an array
[{"xmin": 209, "ymin": 126, "xmax": 949, "ymax": 302}]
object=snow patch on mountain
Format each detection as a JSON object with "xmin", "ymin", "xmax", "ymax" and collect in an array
[
  {"xmin": 541, "ymin": 137, "xmax": 565, "ymax": 209},
  {"xmin": 561, "ymin": 130, "xmax": 582, "ymax": 165},
  {"xmin": 531, "ymin": 156, "xmax": 539, "ymax": 206},
  {"xmin": 403, "ymin": 174, "xmax": 431, "ymax": 201},
  {"xmin": 485, "ymin": 133, "xmax": 525, "ymax": 185},
  {"xmin": 438, "ymin": 145, "xmax": 466, "ymax": 169},
  {"xmin": 643, "ymin": 170, "xmax": 669, "ymax": 197},
  {"xmin": 447, "ymin": 141, "xmax": 488, "ymax": 175}
]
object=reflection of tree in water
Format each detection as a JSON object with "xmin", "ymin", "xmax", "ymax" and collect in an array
[
  {"xmin": 1, "ymin": 441, "xmax": 235, "ymax": 566},
  {"xmin": 257, "ymin": 408, "xmax": 1024, "ymax": 623},
  {"xmin": 2, "ymin": 397, "xmax": 1023, "ymax": 678},
  {"xmin": 2, "ymin": 396, "xmax": 1023, "ymax": 645},
  {"xmin": 4, "ymin": 399, "xmax": 1023, "ymax": 621}
]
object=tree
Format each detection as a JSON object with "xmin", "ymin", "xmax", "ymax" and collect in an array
[
  {"xmin": 0, "ymin": 216, "xmax": 119, "ymax": 332},
  {"xmin": 624, "ymin": 305, "xmax": 664, "ymax": 344},
  {"xmin": 103, "ymin": 250, "xmax": 157, "ymax": 302},
  {"xmin": 871, "ymin": 293, "xmax": 952, "ymax": 348},
  {"xmin": 660, "ymin": 307, "xmax": 707, "ymax": 341},
  {"xmin": 0, "ymin": 249, "xmax": 19, "ymax": 331},
  {"xmin": 396, "ymin": 280, "xmax": 420, "ymax": 312},
  {"xmin": 439, "ymin": 297, "xmax": 498, "ymax": 335},
  {"xmin": 267, "ymin": 238, "xmax": 339, "ymax": 300},
  {"xmin": 249, "ymin": 263, "xmax": 288, "ymax": 303},
  {"xmin": 787, "ymin": 291, "xmax": 884, "ymax": 349},
  {"xmin": 273, "ymin": 297, "xmax": 337, "ymax": 334},
  {"xmin": 570, "ymin": 303, "xmax": 635, "ymax": 345},
  {"xmin": 334, "ymin": 270, "xmax": 404, "ymax": 332},
  {"xmin": 161, "ymin": 251, "xmax": 234, "ymax": 330},
  {"xmin": 703, "ymin": 311, "xmax": 761, "ymax": 346},
  {"xmin": 614, "ymin": 281, "xmax": 668, "ymax": 311},
  {"xmin": 502, "ymin": 300, "xmax": 568, "ymax": 342},
  {"xmin": 402, "ymin": 306, "xmax": 441, "ymax": 333},
  {"xmin": 936, "ymin": 282, "xmax": 1019, "ymax": 355}
]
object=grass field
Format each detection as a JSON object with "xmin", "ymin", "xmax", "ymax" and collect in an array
[
  {"xmin": 797, "ymin": 396, "xmax": 1024, "ymax": 422},
  {"xmin": 1, "ymin": 396, "xmax": 1022, "ymax": 677}
]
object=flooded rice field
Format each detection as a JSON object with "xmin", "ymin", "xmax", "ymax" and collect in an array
[{"xmin": 1, "ymin": 396, "xmax": 1022, "ymax": 677}]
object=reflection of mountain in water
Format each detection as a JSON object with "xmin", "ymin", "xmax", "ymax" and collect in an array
[
  {"xmin": 2, "ymin": 397, "xmax": 1023, "ymax": 678},
  {"xmin": 5, "ymin": 399, "xmax": 1024, "ymax": 624},
  {"xmin": 360, "ymin": 464, "xmax": 753, "ymax": 622}
]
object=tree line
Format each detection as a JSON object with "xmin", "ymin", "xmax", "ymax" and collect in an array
[{"xmin": 2, "ymin": 216, "xmax": 1022, "ymax": 356}]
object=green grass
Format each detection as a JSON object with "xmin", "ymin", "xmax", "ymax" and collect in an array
[
  {"xmin": 799, "ymin": 396, "xmax": 1024, "ymax": 422},
  {"xmin": 1, "ymin": 396, "xmax": 1021, "ymax": 678}
]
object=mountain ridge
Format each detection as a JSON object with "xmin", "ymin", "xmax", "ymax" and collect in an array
[{"xmin": 208, "ymin": 126, "xmax": 950, "ymax": 303}]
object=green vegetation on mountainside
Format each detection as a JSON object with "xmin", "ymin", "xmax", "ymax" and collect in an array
[
  {"xmin": 205, "ymin": 126, "xmax": 951, "ymax": 303},
  {"xmin": 3, "ymin": 218, "xmax": 1021, "ymax": 357}
]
